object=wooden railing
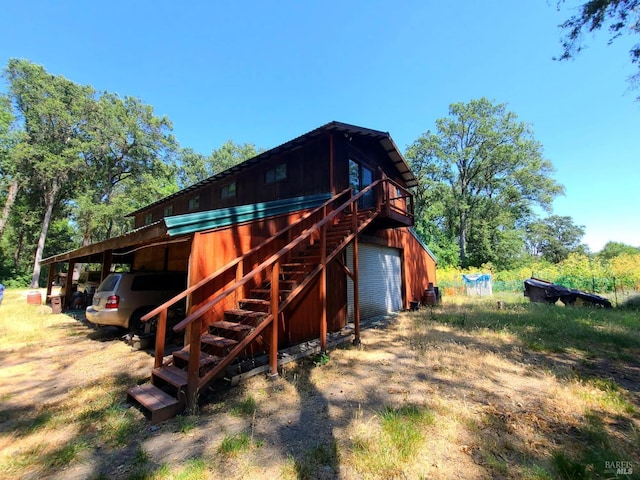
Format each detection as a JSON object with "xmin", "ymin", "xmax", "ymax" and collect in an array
[
  {"xmin": 380, "ymin": 177, "xmax": 415, "ymax": 223},
  {"xmin": 141, "ymin": 187, "xmax": 353, "ymax": 364},
  {"xmin": 142, "ymin": 179, "xmax": 413, "ymax": 409}
]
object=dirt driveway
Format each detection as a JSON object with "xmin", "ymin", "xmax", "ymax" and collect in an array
[{"xmin": 1, "ymin": 306, "xmax": 639, "ymax": 479}]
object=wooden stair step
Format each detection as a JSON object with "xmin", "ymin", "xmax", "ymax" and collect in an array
[
  {"xmin": 127, "ymin": 383, "xmax": 184, "ymax": 424},
  {"xmin": 239, "ymin": 298, "xmax": 270, "ymax": 312},
  {"xmin": 290, "ymin": 256, "xmax": 319, "ymax": 264},
  {"xmin": 152, "ymin": 365, "xmax": 188, "ymax": 389},
  {"xmin": 281, "ymin": 264, "xmax": 313, "ymax": 273},
  {"xmin": 172, "ymin": 346, "xmax": 221, "ymax": 367},
  {"xmin": 280, "ymin": 271, "xmax": 308, "ymax": 281},
  {"xmin": 201, "ymin": 333, "xmax": 239, "ymax": 349},
  {"xmin": 209, "ymin": 320, "xmax": 254, "ymax": 333},
  {"xmin": 225, "ymin": 309, "xmax": 268, "ymax": 321},
  {"xmin": 282, "ymin": 262, "xmax": 312, "ymax": 268},
  {"xmin": 250, "ymin": 288, "xmax": 291, "ymax": 298},
  {"xmin": 263, "ymin": 280, "xmax": 297, "ymax": 288}
]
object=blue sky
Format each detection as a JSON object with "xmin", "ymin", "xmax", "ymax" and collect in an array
[{"xmin": 1, "ymin": 0, "xmax": 639, "ymax": 251}]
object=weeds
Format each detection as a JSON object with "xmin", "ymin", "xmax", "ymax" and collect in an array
[
  {"xmin": 292, "ymin": 442, "xmax": 339, "ymax": 480},
  {"xmin": 176, "ymin": 414, "xmax": 197, "ymax": 433},
  {"xmin": 312, "ymin": 351, "xmax": 330, "ymax": 366},
  {"xmin": 218, "ymin": 432, "xmax": 252, "ymax": 456},
  {"xmin": 230, "ymin": 394, "xmax": 257, "ymax": 417},
  {"xmin": 45, "ymin": 440, "xmax": 88, "ymax": 468},
  {"xmin": 349, "ymin": 404, "xmax": 435, "ymax": 477}
]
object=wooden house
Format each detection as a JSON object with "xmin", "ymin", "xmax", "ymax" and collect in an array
[{"xmin": 41, "ymin": 121, "xmax": 437, "ymax": 422}]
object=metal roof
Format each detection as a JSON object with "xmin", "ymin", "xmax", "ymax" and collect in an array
[
  {"xmin": 165, "ymin": 192, "xmax": 332, "ymax": 236},
  {"xmin": 128, "ymin": 121, "xmax": 417, "ymax": 217}
]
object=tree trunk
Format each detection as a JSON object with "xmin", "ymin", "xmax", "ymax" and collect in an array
[
  {"xmin": 0, "ymin": 178, "xmax": 19, "ymax": 239},
  {"xmin": 459, "ymin": 212, "xmax": 468, "ymax": 267},
  {"xmin": 30, "ymin": 180, "xmax": 58, "ymax": 288},
  {"xmin": 13, "ymin": 231, "xmax": 23, "ymax": 270}
]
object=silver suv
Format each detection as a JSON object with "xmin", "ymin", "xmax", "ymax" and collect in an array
[{"xmin": 86, "ymin": 271, "xmax": 187, "ymax": 333}]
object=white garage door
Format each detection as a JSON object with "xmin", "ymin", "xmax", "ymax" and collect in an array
[{"xmin": 346, "ymin": 243, "xmax": 403, "ymax": 321}]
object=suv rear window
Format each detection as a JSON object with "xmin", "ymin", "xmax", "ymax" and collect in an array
[
  {"xmin": 130, "ymin": 273, "xmax": 186, "ymax": 291},
  {"xmin": 97, "ymin": 275, "xmax": 120, "ymax": 292}
]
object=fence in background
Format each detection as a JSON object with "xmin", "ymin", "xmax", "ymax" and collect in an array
[{"xmin": 439, "ymin": 276, "xmax": 634, "ymax": 295}]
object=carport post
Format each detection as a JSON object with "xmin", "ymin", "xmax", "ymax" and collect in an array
[
  {"xmin": 64, "ymin": 260, "xmax": 76, "ymax": 308},
  {"xmin": 101, "ymin": 250, "xmax": 112, "ymax": 280},
  {"xmin": 46, "ymin": 263, "xmax": 55, "ymax": 298}
]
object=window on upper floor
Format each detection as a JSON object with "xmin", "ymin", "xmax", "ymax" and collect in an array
[
  {"xmin": 164, "ymin": 205, "xmax": 174, "ymax": 217},
  {"xmin": 144, "ymin": 213, "xmax": 153, "ymax": 225},
  {"xmin": 265, "ymin": 163, "xmax": 287, "ymax": 184},
  {"xmin": 188, "ymin": 195, "xmax": 200, "ymax": 211},
  {"xmin": 221, "ymin": 181, "xmax": 236, "ymax": 200}
]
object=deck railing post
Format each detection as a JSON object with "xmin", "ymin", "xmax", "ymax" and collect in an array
[
  {"xmin": 236, "ymin": 259, "xmax": 244, "ymax": 305},
  {"xmin": 154, "ymin": 309, "xmax": 167, "ymax": 368},
  {"xmin": 320, "ymin": 220, "xmax": 327, "ymax": 352},
  {"xmin": 352, "ymin": 201, "xmax": 361, "ymax": 346},
  {"xmin": 269, "ymin": 261, "xmax": 280, "ymax": 377},
  {"xmin": 186, "ymin": 316, "xmax": 202, "ymax": 413}
]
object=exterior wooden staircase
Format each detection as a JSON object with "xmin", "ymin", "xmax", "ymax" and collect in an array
[{"xmin": 127, "ymin": 179, "xmax": 413, "ymax": 423}]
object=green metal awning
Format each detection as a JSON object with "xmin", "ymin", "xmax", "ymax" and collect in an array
[{"xmin": 164, "ymin": 192, "xmax": 333, "ymax": 236}]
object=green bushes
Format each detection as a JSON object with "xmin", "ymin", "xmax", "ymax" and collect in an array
[{"xmin": 437, "ymin": 253, "xmax": 640, "ymax": 293}]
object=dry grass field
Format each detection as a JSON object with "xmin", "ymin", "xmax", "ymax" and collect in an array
[{"xmin": 1, "ymin": 288, "xmax": 639, "ymax": 479}]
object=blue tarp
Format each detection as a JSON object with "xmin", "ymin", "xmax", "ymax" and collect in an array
[
  {"xmin": 462, "ymin": 274, "xmax": 491, "ymax": 283},
  {"xmin": 462, "ymin": 273, "xmax": 492, "ymax": 296}
]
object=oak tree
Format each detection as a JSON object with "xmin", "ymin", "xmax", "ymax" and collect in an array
[
  {"xmin": 5, "ymin": 59, "xmax": 94, "ymax": 287},
  {"xmin": 406, "ymin": 98, "xmax": 564, "ymax": 268}
]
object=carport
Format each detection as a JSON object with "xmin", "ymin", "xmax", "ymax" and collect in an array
[{"xmin": 40, "ymin": 221, "xmax": 192, "ymax": 310}]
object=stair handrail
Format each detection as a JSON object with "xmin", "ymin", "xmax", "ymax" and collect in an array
[
  {"xmin": 141, "ymin": 188, "xmax": 352, "ymax": 324},
  {"xmin": 172, "ymin": 178, "xmax": 387, "ymax": 334},
  {"xmin": 151, "ymin": 177, "xmax": 411, "ymax": 412},
  {"xmin": 174, "ymin": 180, "xmax": 389, "ymax": 396}
]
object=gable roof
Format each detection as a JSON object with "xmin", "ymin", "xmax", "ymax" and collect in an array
[{"xmin": 128, "ymin": 121, "xmax": 417, "ymax": 217}]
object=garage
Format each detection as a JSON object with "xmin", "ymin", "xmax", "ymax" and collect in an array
[{"xmin": 346, "ymin": 243, "xmax": 403, "ymax": 321}]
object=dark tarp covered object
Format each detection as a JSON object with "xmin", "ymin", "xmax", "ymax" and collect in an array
[{"xmin": 524, "ymin": 278, "xmax": 612, "ymax": 308}]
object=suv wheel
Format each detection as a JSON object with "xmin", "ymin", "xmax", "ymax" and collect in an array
[{"xmin": 129, "ymin": 309, "xmax": 155, "ymax": 335}]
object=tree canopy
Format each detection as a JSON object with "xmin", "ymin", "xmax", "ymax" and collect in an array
[
  {"xmin": 5, "ymin": 59, "xmax": 97, "ymax": 286},
  {"xmin": 597, "ymin": 241, "xmax": 640, "ymax": 260},
  {"xmin": 524, "ymin": 215, "xmax": 586, "ymax": 263},
  {"xmin": 557, "ymin": 0, "xmax": 640, "ymax": 96},
  {"xmin": 177, "ymin": 140, "xmax": 262, "ymax": 188},
  {"xmin": 0, "ymin": 59, "xmax": 263, "ymax": 287},
  {"xmin": 405, "ymin": 98, "xmax": 565, "ymax": 269}
]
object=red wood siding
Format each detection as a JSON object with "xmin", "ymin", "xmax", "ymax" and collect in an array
[
  {"xmin": 132, "ymin": 133, "xmax": 414, "ymax": 229},
  {"xmin": 132, "ymin": 239, "xmax": 192, "ymax": 272},
  {"xmin": 134, "ymin": 136, "xmax": 333, "ymax": 228}
]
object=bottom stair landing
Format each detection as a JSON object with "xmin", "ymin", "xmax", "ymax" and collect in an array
[
  {"xmin": 126, "ymin": 384, "xmax": 185, "ymax": 424},
  {"xmin": 126, "ymin": 320, "xmax": 377, "ymax": 423}
]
